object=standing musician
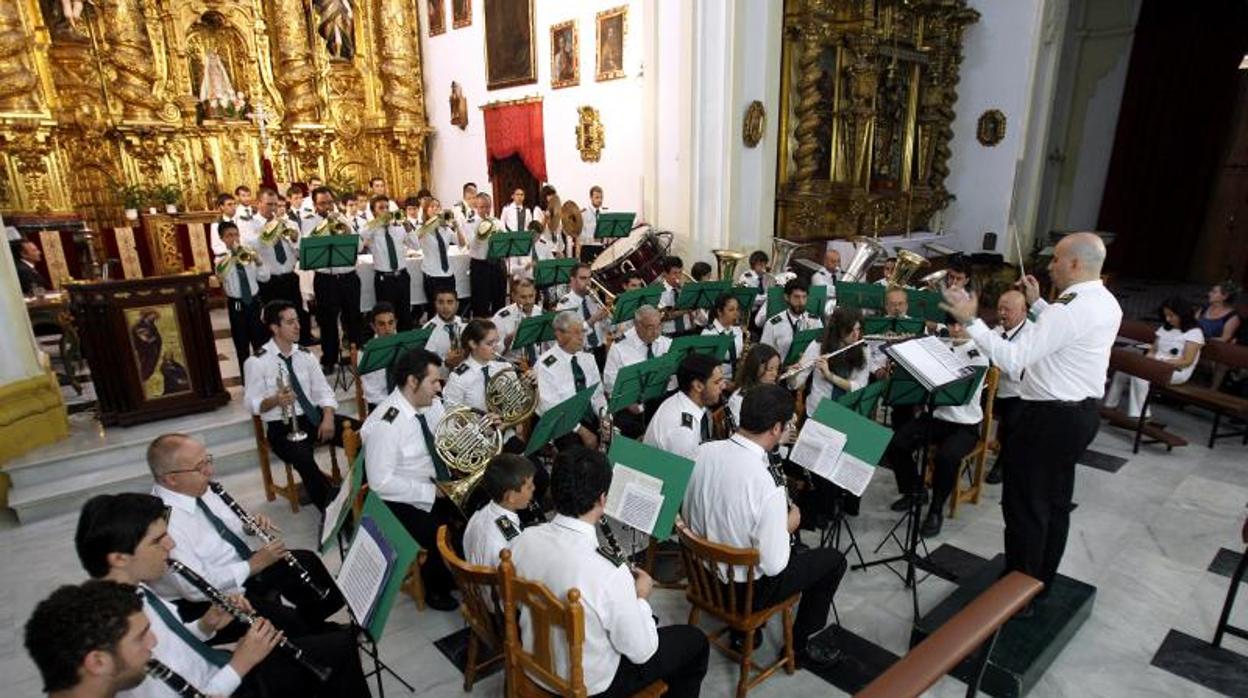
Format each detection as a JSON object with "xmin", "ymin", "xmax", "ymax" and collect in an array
[
  {"xmin": 738, "ymin": 250, "xmax": 771, "ymax": 328},
  {"xmin": 417, "ymin": 197, "xmax": 466, "ymax": 312},
  {"xmin": 360, "ymin": 348, "xmax": 461, "ymax": 612},
  {"xmin": 881, "ymin": 317, "xmax": 990, "ymax": 537},
  {"xmin": 643, "ymin": 353, "xmax": 724, "ymax": 460},
  {"xmin": 363, "ymin": 176, "xmax": 399, "ymax": 219},
  {"xmin": 701, "ymin": 294, "xmax": 745, "ymax": 385},
  {"xmin": 361, "ymin": 195, "xmax": 418, "ymax": 331},
  {"xmin": 422, "ymin": 288, "xmax": 468, "ymax": 376},
  {"xmin": 145, "ymin": 434, "xmax": 345, "ymax": 637},
  {"xmin": 75, "ymin": 493, "xmax": 369, "ymax": 697},
  {"xmin": 284, "ymin": 184, "xmax": 307, "ymax": 229},
  {"xmin": 809, "ymin": 247, "xmax": 842, "ymax": 317},
  {"xmin": 603, "ymin": 305, "xmax": 670, "ymax": 439},
  {"xmin": 303, "ymin": 186, "xmax": 363, "ymax": 373},
  {"xmin": 466, "ymin": 192, "xmax": 507, "ymax": 318},
  {"xmin": 941, "ymin": 232, "xmax": 1121, "ymax": 601},
  {"xmin": 493, "ymin": 278, "xmax": 545, "ymax": 366},
  {"xmin": 245, "ymin": 187, "xmax": 313, "ymax": 347},
  {"xmin": 25, "ymin": 581, "xmax": 155, "ymax": 698},
  {"xmin": 358, "ymin": 302, "xmax": 398, "ymax": 415},
  {"xmin": 235, "ymin": 185, "xmax": 255, "ymax": 220},
  {"xmin": 214, "ymin": 222, "xmax": 268, "ymax": 382},
  {"xmin": 682, "ymin": 385, "xmax": 846, "ymax": 668},
  {"xmin": 578, "ymin": 185, "xmax": 606, "ymax": 263},
  {"xmin": 501, "ymin": 187, "xmax": 532, "ymax": 232},
  {"xmin": 209, "ymin": 192, "xmax": 238, "ymax": 256},
  {"xmin": 244, "ymin": 301, "xmax": 356, "ymax": 512},
  {"xmin": 451, "ymin": 182, "xmax": 478, "ymax": 225},
  {"xmin": 724, "ymin": 344, "xmax": 782, "ymax": 431},
  {"xmin": 300, "ymin": 177, "xmax": 323, "ymax": 217},
  {"xmin": 985, "ymin": 289, "xmax": 1032, "ymax": 485},
  {"xmin": 536, "ymin": 311, "xmax": 608, "ymax": 450},
  {"xmin": 657, "ymin": 256, "xmax": 695, "ymax": 336},
  {"xmin": 509, "ymin": 447, "xmax": 710, "ymax": 697},
  {"xmin": 556, "ymin": 262, "xmax": 611, "ymax": 367},
  {"xmin": 462, "ymin": 454, "xmax": 537, "ymax": 567},
  {"xmin": 759, "ymin": 277, "xmax": 824, "ymax": 367}
]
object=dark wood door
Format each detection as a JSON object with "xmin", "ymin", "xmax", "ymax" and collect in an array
[
  {"xmin": 489, "ymin": 154, "xmax": 540, "ymax": 220},
  {"xmin": 1189, "ymin": 71, "xmax": 1248, "ymax": 286}
]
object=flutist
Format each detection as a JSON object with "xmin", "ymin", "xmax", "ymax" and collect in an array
[{"xmin": 145, "ymin": 433, "xmax": 346, "ymax": 640}]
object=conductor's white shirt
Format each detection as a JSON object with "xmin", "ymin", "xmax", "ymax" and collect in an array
[{"xmin": 360, "ymin": 390, "xmax": 445, "ymax": 511}]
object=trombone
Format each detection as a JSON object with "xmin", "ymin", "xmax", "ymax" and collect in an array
[{"xmin": 589, "ymin": 276, "xmax": 617, "ymax": 310}]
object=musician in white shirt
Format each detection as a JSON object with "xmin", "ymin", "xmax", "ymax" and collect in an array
[
  {"xmin": 509, "ymin": 447, "xmax": 709, "ymax": 696},
  {"xmin": 682, "ymin": 385, "xmax": 846, "ymax": 668},
  {"xmin": 442, "ymin": 319, "xmax": 513, "ymax": 414},
  {"xmin": 234, "ymin": 185, "xmax": 255, "ymax": 220},
  {"xmin": 501, "ymin": 187, "xmax": 533, "ymax": 232},
  {"xmin": 418, "ymin": 197, "xmax": 467, "ymax": 312},
  {"xmin": 657, "ymin": 256, "xmax": 694, "ymax": 335},
  {"xmin": 361, "ymin": 195, "xmax": 418, "ymax": 330},
  {"xmin": 603, "ymin": 305, "xmax": 671, "ymax": 438},
  {"xmin": 701, "ymin": 294, "xmax": 745, "ymax": 384},
  {"xmin": 244, "ymin": 187, "xmax": 312, "ymax": 346},
  {"xmin": 738, "ymin": 251, "xmax": 770, "ymax": 327},
  {"xmin": 214, "ymin": 222, "xmax": 268, "ymax": 382},
  {"xmin": 452, "ymin": 181, "xmax": 478, "ymax": 226},
  {"xmin": 493, "ymin": 278, "xmax": 545, "ymax": 366},
  {"xmin": 536, "ymin": 311, "xmax": 607, "ymax": 449},
  {"xmin": 984, "ymin": 290, "xmax": 1031, "ymax": 485},
  {"xmin": 363, "ymin": 176, "xmax": 401, "ymax": 219},
  {"xmin": 302, "ymin": 186, "xmax": 363, "ymax": 372},
  {"xmin": 643, "ymin": 353, "xmax": 724, "ymax": 460},
  {"xmin": 556, "ymin": 262, "xmax": 611, "ymax": 360},
  {"xmin": 357, "ymin": 302, "xmax": 398, "ymax": 414},
  {"xmin": 794, "ymin": 307, "xmax": 870, "ymax": 418},
  {"xmin": 208, "ymin": 192, "xmax": 238, "ymax": 255},
  {"xmin": 759, "ymin": 277, "xmax": 824, "ymax": 366},
  {"xmin": 422, "ymin": 288, "xmax": 469, "ymax": 375},
  {"xmin": 809, "ymin": 247, "xmax": 841, "ymax": 316},
  {"xmin": 578, "ymin": 185, "xmax": 606, "ymax": 262},
  {"xmin": 462, "ymin": 454, "xmax": 536, "ymax": 567},
  {"xmin": 466, "ymin": 191, "xmax": 508, "ymax": 317}
]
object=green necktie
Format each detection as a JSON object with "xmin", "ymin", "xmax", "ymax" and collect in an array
[
  {"xmin": 235, "ymin": 263, "xmax": 252, "ymax": 304},
  {"xmin": 273, "ymin": 232, "xmax": 288, "ymax": 264},
  {"xmin": 197, "ymin": 498, "xmax": 252, "ymax": 561},
  {"xmin": 414, "ymin": 412, "xmax": 451, "ymax": 480},
  {"xmin": 142, "ymin": 588, "xmax": 229, "ymax": 667},
  {"xmin": 700, "ymin": 412, "xmax": 711, "ymax": 443},
  {"xmin": 279, "ymin": 355, "xmax": 322, "ymax": 425},
  {"xmin": 570, "ymin": 355, "xmax": 586, "ymax": 391},
  {"xmin": 646, "ymin": 343, "xmax": 654, "ymax": 360},
  {"xmin": 581, "ymin": 298, "xmax": 599, "ymax": 348},
  {"xmin": 384, "ymin": 225, "xmax": 399, "ymax": 271},
  {"xmin": 482, "ymin": 365, "xmax": 490, "ymax": 385},
  {"xmin": 723, "ymin": 330, "xmax": 736, "ymax": 364},
  {"xmin": 435, "ymin": 228, "xmax": 449, "ymax": 271}
]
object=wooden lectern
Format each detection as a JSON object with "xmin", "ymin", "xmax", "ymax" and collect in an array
[{"xmin": 68, "ymin": 273, "xmax": 229, "ymax": 426}]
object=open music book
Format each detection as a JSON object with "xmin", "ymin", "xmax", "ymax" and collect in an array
[{"xmin": 884, "ymin": 335, "xmax": 978, "ymax": 391}]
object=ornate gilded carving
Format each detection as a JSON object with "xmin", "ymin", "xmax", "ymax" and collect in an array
[
  {"xmin": 575, "ymin": 106, "xmax": 604, "ymax": 162},
  {"xmin": 268, "ymin": 0, "xmax": 321, "ymax": 124},
  {"xmin": 0, "ymin": 2, "xmax": 43, "ymax": 113},
  {"xmin": 284, "ymin": 126, "xmax": 336, "ymax": 180},
  {"xmin": 743, "ymin": 100, "xmax": 765, "ymax": 148},
  {"xmin": 0, "ymin": 124, "xmax": 57, "ymax": 210},
  {"xmin": 96, "ymin": 0, "xmax": 163, "ymax": 123},
  {"xmin": 375, "ymin": 0, "xmax": 426, "ymax": 128}
]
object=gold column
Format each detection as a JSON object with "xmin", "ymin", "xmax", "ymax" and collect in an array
[
  {"xmin": 0, "ymin": 2, "xmax": 42, "ymax": 113},
  {"xmin": 375, "ymin": 0, "xmax": 425, "ymax": 127},
  {"xmin": 790, "ymin": 32, "xmax": 825, "ymax": 189},
  {"xmin": 96, "ymin": 0, "xmax": 161, "ymax": 123},
  {"xmin": 268, "ymin": 0, "xmax": 321, "ymax": 124}
]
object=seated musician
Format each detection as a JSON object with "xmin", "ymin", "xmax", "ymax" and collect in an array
[
  {"xmin": 657, "ymin": 256, "xmax": 696, "ymax": 336},
  {"xmin": 985, "ymin": 289, "xmax": 1032, "ymax": 485},
  {"xmin": 882, "ymin": 317, "xmax": 990, "ymax": 537},
  {"xmin": 536, "ymin": 311, "xmax": 608, "ymax": 450},
  {"xmin": 557, "ymin": 262, "xmax": 611, "ymax": 366},
  {"xmin": 809, "ymin": 247, "xmax": 841, "ymax": 316},
  {"xmin": 74, "ymin": 493, "xmax": 368, "ymax": 697},
  {"xmin": 869, "ymin": 286, "xmax": 921, "ymax": 429},
  {"xmin": 608, "ymin": 272, "xmax": 648, "ymax": 339},
  {"xmin": 689, "ymin": 261, "xmax": 713, "ymax": 329},
  {"xmin": 793, "ymin": 307, "xmax": 869, "ymax": 417},
  {"xmin": 510, "ymin": 447, "xmax": 710, "ymax": 697},
  {"xmin": 682, "ymin": 385, "xmax": 846, "ymax": 668},
  {"xmin": 25, "ymin": 581, "xmax": 154, "ymax": 697},
  {"xmin": 243, "ymin": 300, "xmax": 356, "ymax": 512},
  {"xmin": 725, "ymin": 343, "xmax": 782, "ymax": 430},
  {"xmin": 442, "ymin": 319, "xmax": 513, "ymax": 414},
  {"xmin": 603, "ymin": 305, "xmax": 670, "ymax": 438},
  {"xmin": 360, "ymin": 347, "xmax": 461, "ymax": 611},
  {"xmin": 1104, "ymin": 295, "xmax": 1204, "ymax": 419},
  {"xmin": 643, "ymin": 353, "xmax": 724, "ymax": 460},
  {"xmin": 758, "ymin": 277, "xmax": 824, "ymax": 365},
  {"xmin": 145, "ymin": 433, "xmax": 345, "ymax": 638},
  {"xmin": 358, "ymin": 302, "xmax": 398, "ymax": 415},
  {"xmin": 462, "ymin": 454, "xmax": 537, "ymax": 567},
  {"xmin": 422, "ymin": 287, "xmax": 468, "ymax": 376},
  {"xmin": 492, "ymin": 278, "xmax": 545, "ymax": 366},
  {"xmin": 701, "ymin": 293, "xmax": 744, "ymax": 386},
  {"xmin": 874, "ymin": 256, "xmax": 897, "ymax": 286}
]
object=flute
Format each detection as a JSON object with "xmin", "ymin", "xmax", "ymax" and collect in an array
[
  {"xmin": 778, "ymin": 339, "xmax": 868, "ymax": 381},
  {"xmin": 167, "ymin": 560, "xmax": 333, "ymax": 683},
  {"xmin": 145, "ymin": 659, "xmax": 209, "ymax": 698},
  {"xmin": 207, "ymin": 482, "xmax": 332, "ymax": 600}
]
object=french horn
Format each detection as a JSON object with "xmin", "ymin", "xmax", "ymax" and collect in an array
[{"xmin": 434, "ymin": 406, "xmax": 503, "ymax": 510}]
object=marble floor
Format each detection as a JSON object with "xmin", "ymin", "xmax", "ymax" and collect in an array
[{"xmin": 3, "ymin": 377, "xmax": 1247, "ymax": 696}]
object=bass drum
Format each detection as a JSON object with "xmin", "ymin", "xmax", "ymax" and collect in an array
[{"xmin": 589, "ymin": 225, "xmax": 674, "ymax": 294}]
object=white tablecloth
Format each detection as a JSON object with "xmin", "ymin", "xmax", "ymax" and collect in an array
[{"xmin": 297, "ymin": 249, "xmax": 472, "ymax": 311}]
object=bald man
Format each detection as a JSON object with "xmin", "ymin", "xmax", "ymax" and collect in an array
[
  {"xmin": 943, "ymin": 232, "xmax": 1121, "ymax": 607},
  {"xmin": 985, "ymin": 290, "xmax": 1033, "ymax": 485}
]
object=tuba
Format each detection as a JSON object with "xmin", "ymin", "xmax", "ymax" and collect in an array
[
  {"xmin": 842, "ymin": 236, "xmax": 888, "ymax": 282},
  {"xmin": 434, "ymin": 406, "xmax": 503, "ymax": 510},
  {"xmin": 889, "ymin": 249, "xmax": 930, "ymax": 288},
  {"xmin": 712, "ymin": 249, "xmax": 746, "ymax": 282},
  {"xmin": 769, "ymin": 238, "xmax": 810, "ymax": 282}
]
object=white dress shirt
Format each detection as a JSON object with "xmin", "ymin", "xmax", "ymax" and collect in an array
[
  {"xmin": 725, "ymin": 390, "xmax": 744, "ymax": 430},
  {"xmin": 602, "ymin": 329, "xmax": 671, "ymax": 397},
  {"xmin": 243, "ymin": 339, "xmax": 337, "ymax": 422},
  {"xmin": 798, "ymin": 342, "xmax": 870, "ymax": 418},
  {"xmin": 682, "ymin": 434, "xmax": 791, "ymax": 580},
  {"xmin": 300, "ymin": 212, "xmax": 361, "ymax": 275},
  {"xmin": 760, "ymin": 310, "xmax": 824, "ymax": 364},
  {"xmin": 361, "ymin": 390, "xmax": 445, "ymax": 511},
  {"xmin": 361, "ymin": 218, "xmax": 418, "ymax": 273},
  {"xmin": 419, "ymin": 223, "xmax": 459, "ymax": 277},
  {"xmin": 556, "ymin": 288, "xmax": 608, "ymax": 349},
  {"xmin": 357, "ymin": 344, "xmax": 390, "ymax": 407},
  {"xmin": 501, "ymin": 203, "xmax": 533, "ymax": 232},
  {"xmin": 121, "ymin": 584, "xmax": 241, "ymax": 698},
  {"xmin": 536, "ymin": 343, "xmax": 606, "ymax": 416},
  {"xmin": 463, "ymin": 499, "xmax": 521, "ymax": 568},
  {"xmin": 242, "ymin": 215, "xmax": 299, "ymax": 275},
  {"xmin": 701, "ymin": 321, "xmax": 744, "ymax": 381},
  {"xmin": 932, "ymin": 340, "xmax": 991, "ymax": 424},
  {"xmin": 580, "ymin": 205, "xmax": 605, "ymax": 245},
  {"xmin": 533, "ymin": 231, "xmax": 568, "ymax": 261},
  {"xmin": 966, "ymin": 279, "xmax": 1123, "ymax": 402},
  {"xmin": 214, "ymin": 252, "xmax": 268, "ymax": 300},
  {"xmin": 810, "ymin": 266, "xmax": 840, "ymax": 316},
  {"xmin": 643, "ymin": 391, "xmax": 708, "ymax": 460},
  {"xmin": 510, "ymin": 515, "xmax": 658, "ymax": 694},
  {"xmin": 150, "ymin": 485, "xmax": 253, "ymax": 600},
  {"xmin": 463, "ymin": 214, "xmax": 492, "ymax": 261},
  {"xmin": 422, "ymin": 314, "xmax": 468, "ymax": 365},
  {"xmin": 992, "ymin": 320, "xmax": 1033, "ymax": 399},
  {"xmin": 493, "ymin": 302, "xmax": 545, "ymax": 364},
  {"xmin": 444, "ymin": 355, "xmax": 513, "ymax": 412},
  {"xmin": 208, "ymin": 216, "xmax": 233, "ymax": 256},
  {"xmin": 658, "ymin": 280, "xmax": 691, "ymax": 335}
]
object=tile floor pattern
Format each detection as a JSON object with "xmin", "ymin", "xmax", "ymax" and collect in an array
[{"xmin": 2, "ymin": 387, "xmax": 1247, "ymax": 696}]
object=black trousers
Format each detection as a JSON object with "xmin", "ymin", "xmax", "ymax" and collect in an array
[
  {"xmin": 312, "ymin": 272, "xmax": 362, "ymax": 367},
  {"xmin": 751, "ymin": 548, "xmax": 847, "ymax": 654},
  {"xmin": 469, "ymin": 258, "xmax": 506, "ymax": 318},
  {"xmin": 374, "ymin": 269, "xmax": 412, "ymax": 330},
  {"xmin": 595, "ymin": 625, "xmax": 710, "ymax": 698},
  {"xmin": 886, "ymin": 414, "xmax": 979, "ymax": 509},
  {"xmin": 260, "ymin": 272, "xmax": 314, "ymax": 346},
  {"xmin": 384, "ymin": 498, "xmax": 458, "ymax": 598},
  {"xmin": 227, "ymin": 298, "xmax": 268, "ymax": 381},
  {"xmin": 237, "ymin": 624, "xmax": 370, "ymax": 697},
  {"xmin": 1003, "ymin": 399, "xmax": 1099, "ymax": 588},
  {"xmin": 266, "ymin": 414, "xmax": 358, "ymax": 511},
  {"xmin": 993, "ymin": 396, "xmax": 1023, "ymax": 471}
]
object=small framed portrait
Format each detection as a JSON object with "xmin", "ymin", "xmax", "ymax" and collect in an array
[
  {"xmin": 595, "ymin": 6, "xmax": 627, "ymax": 82},
  {"xmin": 550, "ymin": 20, "xmax": 579, "ymax": 89},
  {"xmin": 452, "ymin": 0, "xmax": 471, "ymax": 28},
  {"xmin": 124, "ymin": 304, "xmax": 193, "ymax": 401},
  {"xmin": 428, "ymin": 0, "xmax": 446, "ymax": 36}
]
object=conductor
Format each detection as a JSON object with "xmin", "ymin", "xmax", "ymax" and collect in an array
[{"xmin": 941, "ymin": 232, "xmax": 1121, "ymax": 603}]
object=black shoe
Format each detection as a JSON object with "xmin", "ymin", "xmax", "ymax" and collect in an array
[
  {"xmin": 890, "ymin": 492, "xmax": 928, "ymax": 512},
  {"xmin": 985, "ymin": 463, "xmax": 1003, "ymax": 485},
  {"xmin": 796, "ymin": 638, "xmax": 843, "ymax": 670},
  {"xmin": 730, "ymin": 629, "xmax": 764, "ymax": 652},
  {"xmin": 920, "ymin": 509, "xmax": 943, "ymax": 538},
  {"xmin": 425, "ymin": 592, "xmax": 459, "ymax": 612}
]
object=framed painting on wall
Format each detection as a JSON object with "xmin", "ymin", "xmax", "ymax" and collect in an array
[
  {"xmin": 124, "ymin": 304, "xmax": 194, "ymax": 401},
  {"xmin": 452, "ymin": 0, "xmax": 471, "ymax": 28},
  {"xmin": 550, "ymin": 20, "xmax": 579, "ymax": 89},
  {"xmin": 595, "ymin": 5, "xmax": 627, "ymax": 82},
  {"xmin": 483, "ymin": 0, "xmax": 537, "ymax": 90},
  {"xmin": 428, "ymin": 0, "xmax": 446, "ymax": 36}
]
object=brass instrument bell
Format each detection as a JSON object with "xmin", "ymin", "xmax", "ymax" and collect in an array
[
  {"xmin": 712, "ymin": 249, "xmax": 746, "ymax": 282},
  {"xmin": 560, "ymin": 200, "xmax": 584, "ymax": 237},
  {"xmin": 889, "ymin": 249, "xmax": 930, "ymax": 287},
  {"xmin": 842, "ymin": 236, "xmax": 888, "ymax": 282}
]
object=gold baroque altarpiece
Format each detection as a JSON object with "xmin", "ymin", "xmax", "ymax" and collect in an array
[
  {"xmin": 0, "ymin": 0, "xmax": 432, "ymax": 230},
  {"xmin": 776, "ymin": 0, "xmax": 979, "ymax": 241}
]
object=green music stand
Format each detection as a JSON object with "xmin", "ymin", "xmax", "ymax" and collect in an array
[
  {"xmin": 610, "ymin": 285, "xmax": 664, "ymax": 324},
  {"xmin": 905, "ymin": 288, "xmax": 946, "ymax": 322},
  {"xmin": 605, "ymin": 436, "xmax": 695, "ymax": 539},
  {"xmin": 534, "ymin": 258, "xmax": 579, "ymax": 289},
  {"xmin": 677, "ymin": 280, "xmax": 730, "ymax": 311},
  {"xmin": 862, "ymin": 316, "xmax": 926, "ymax": 338},
  {"xmin": 594, "ymin": 212, "xmax": 636, "ymax": 240},
  {"xmin": 487, "ymin": 231, "xmax": 533, "ymax": 260},
  {"xmin": 357, "ymin": 328, "xmax": 434, "ymax": 374},
  {"xmin": 525, "ymin": 384, "xmax": 599, "ymax": 455},
  {"xmin": 513, "ymin": 312, "xmax": 558, "ymax": 352},
  {"xmin": 836, "ymin": 380, "xmax": 888, "ymax": 418},
  {"xmin": 766, "ymin": 283, "xmax": 827, "ymax": 318},
  {"xmin": 300, "ymin": 234, "xmax": 360, "ymax": 269},
  {"xmin": 785, "ymin": 327, "xmax": 825, "ymax": 365},
  {"xmin": 608, "ymin": 355, "xmax": 678, "ymax": 413},
  {"xmin": 722, "ymin": 285, "xmax": 761, "ymax": 313},
  {"xmin": 668, "ymin": 333, "xmax": 732, "ymax": 363},
  {"xmin": 835, "ymin": 281, "xmax": 885, "ymax": 312}
]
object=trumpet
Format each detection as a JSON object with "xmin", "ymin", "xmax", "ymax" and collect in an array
[
  {"xmin": 589, "ymin": 276, "xmax": 616, "ymax": 311},
  {"xmin": 778, "ymin": 339, "xmax": 867, "ymax": 381},
  {"xmin": 233, "ymin": 246, "xmax": 259, "ymax": 265},
  {"xmin": 275, "ymin": 364, "xmax": 308, "ymax": 442}
]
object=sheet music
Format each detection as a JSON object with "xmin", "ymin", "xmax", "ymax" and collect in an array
[
  {"xmin": 319, "ymin": 471, "xmax": 353, "ymax": 549},
  {"xmin": 336, "ymin": 519, "xmax": 390, "ymax": 625},
  {"xmin": 827, "ymin": 450, "xmax": 876, "ymax": 497},
  {"xmin": 797, "ymin": 429, "xmax": 876, "ymax": 497},
  {"xmin": 887, "ymin": 336, "xmax": 974, "ymax": 390},
  {"xmin": 605, "ymin": 465, "xmax": 664, "ymax": 535},
  {"xmin": 805, "ymin": 430, "xmax": 848, "ymax": 480},
  {"xmin": 790, "ymin": 418, "xmax": 845, "ymax": 469}
]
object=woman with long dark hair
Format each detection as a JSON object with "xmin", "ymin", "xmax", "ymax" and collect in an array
[
  {"xmin": 1104, "ymin": 295, "xmax": 1204, "ymax": 418},
  {"xmin": 795, "ymin": 307, "xmax": 869, "ymax": 417}
]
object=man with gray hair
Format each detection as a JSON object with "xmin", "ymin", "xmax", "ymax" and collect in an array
[
  {"xmin": 536, "ymin": 310, "xmax": 608, "ymax": 449},
  {"xmin": 604, "ymin": 304, "xmax": 671, "ymax": 438},
  {"xmin": 943, "ymin": 232, "xmax": 1121, "ymax": 610}
]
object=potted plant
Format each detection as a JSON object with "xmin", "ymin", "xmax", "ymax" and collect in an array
[
  {"xmin": 154, "ymin": 184, "xmax": 182, "ymax": 213},
  {"xmin": 115, "ymin": 184, "xmax": 146, "ymax": 221}
]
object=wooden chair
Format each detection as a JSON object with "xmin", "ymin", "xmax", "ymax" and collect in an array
[
  {"xmin": 498, "ymin": 550, "xmax": 667, "ymax": 698},
  {"xmin": 351, "ymin": 343, "xmax": 367, "ymax": 420},
  {"xmin": 949, "ymin": 366, "xmax": 999, "ymax": 518},
  {"xmin": 252, "ymin": 415, "xmax": 300, "ymax": 513},
  {"xmin": 676, "ymin": 523, "xmax": 798, "ymax": 698},
  {"xmin": 437, "ymin": 525, "xmax": 505, "ymax": 690}
]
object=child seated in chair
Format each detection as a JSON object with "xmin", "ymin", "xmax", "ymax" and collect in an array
[{"xmin": 462, "ymin": 454, "xmax": 537, "ymax": 568}]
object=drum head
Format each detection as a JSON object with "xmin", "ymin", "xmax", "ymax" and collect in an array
[{"xmin": 590, "ymin": 225, "xmax": 651, "ymax": 272}]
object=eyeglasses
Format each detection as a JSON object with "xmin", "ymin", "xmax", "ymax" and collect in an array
[{"xmin": 164, "ymin": 454, "xmax": 213, "ymax": 476}]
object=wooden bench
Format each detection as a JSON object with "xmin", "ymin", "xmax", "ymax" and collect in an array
[
  {"xmin": 856, "ymin": 572, "xmax": 1043, "ymax": 698},
  {"xmin": 1100, "ymin": 347, "xmax": 1189, "ymax": 453}
]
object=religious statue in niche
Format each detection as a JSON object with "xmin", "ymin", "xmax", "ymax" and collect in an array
[
  {"xmin": 196, "ymin": 50, "xmax": 249, "ymax": 122},
  {"xmin": 550, "ymin": 20, "xmax": 579, "ymax": 89},
  {"xmin": 38, "ymin": 0, "xmax": 88, "ymax": 40},
  {"xmin": 428, "ymin": 0, "xmax": 446, "ymax": 36},
  {"xmin": 576, "ymin": 106, "xmax": 604, "ymax": 162},
  {"xmin": 314, "ymin": 0, "xmax": 355, "ymax": 60},
  {"xmin": 452, "ymin": 0, "xmax": 471, "ymax": 29},
  {"xmin": 595, "ymin": 6, "xmax": 626, "ymax": 81},
  {"xmin": 450, "ymin": 81, "xmax": 468, "ymax": 129},
  {"xmin": 483, "ymin": 0, "xmax": 536, "ymax": 90}
]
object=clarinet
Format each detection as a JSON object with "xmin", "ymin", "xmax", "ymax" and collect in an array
[
  {"xmin": 145, "ymin": 659, "xmax": 209, "ymax": 698},
  {"xmin": 167, "ymin": 560, "xmax": 333, "ymax": 683},
  {"xmin": 208, "ymin": 482, "xmax": 331, "ymax": 600},
  {"xmin": 598, "ymin": 519, "xmax": 636, "ymax": 571}
]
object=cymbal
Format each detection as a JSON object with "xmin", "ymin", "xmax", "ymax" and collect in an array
[{"xmin": 560, "ymin": 200, "xmax": 584, "ymax": 236}]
